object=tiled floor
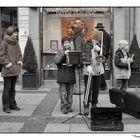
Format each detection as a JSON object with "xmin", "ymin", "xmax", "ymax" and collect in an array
[
  {"xmin": 45, "ymin": 93, "xmax": 140, "ymax": 133},
  {"xmin": 0, "ymin": 93, "xmax": 46, "ymax": 132},
  {"xmin": 0, "ymin": 122, "xmax": 24, "ymax": 133},
  {"xmin": 0, "ymin": 86, "xmax": 140, "ymax": 133}
]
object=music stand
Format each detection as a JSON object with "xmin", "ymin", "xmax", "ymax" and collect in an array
[{"xmin": 62, "ymin": 50, "xmax": 90, "ymax": 129}]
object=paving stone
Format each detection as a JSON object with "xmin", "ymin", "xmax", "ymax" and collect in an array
[
  {"xmin": 124, "ymin": 124, "xmax": 140, "ymax": 132},
  {"xmin": 16, "ymin": 94, "xmax": 46, "ymax": 105},
  {"xmin": 0, "ymin": 122, "xmax": 24, "ymax": 132},
  {"xmin": 70, "ymin": 124, "xmax": 93, "ymax": 133},
  {"xmin": 44, "ymin": 123, "xmax": 70, "ymax": 133}
]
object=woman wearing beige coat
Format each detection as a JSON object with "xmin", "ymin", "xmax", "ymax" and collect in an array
[
  {"xmin": 114, "ymin": 40, "xmax": 133, "ymax": 91},
  {"xmin": 0, "ymin": 26, "xmax": 22, "ymax": 113}
]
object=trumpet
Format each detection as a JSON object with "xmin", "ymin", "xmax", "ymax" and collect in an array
[
  {"xmin": 95, "ymin": 31, "xmax": 106, "ymax": 63},
  {"xmin": 83, "ymin": 73, "xmax": 92, "ymax": 107}
]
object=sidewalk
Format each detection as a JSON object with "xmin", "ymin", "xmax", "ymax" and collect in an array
[{"xmin": 0, "ymin": 80, "xmax": 139, "ymax": 133}]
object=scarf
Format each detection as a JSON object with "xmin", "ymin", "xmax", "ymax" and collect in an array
[{"xmin": 3, "ymin": 35, "xmax": 17, "ymax": 45}]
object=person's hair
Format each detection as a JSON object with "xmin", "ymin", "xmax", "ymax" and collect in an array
[
  {"xmin": 61, "ymin": 36, "xmax": 71, "ymax": 45},
  {"xmin": 92, "ymin": 31, "xmax": 101, "ymax": 41},
  {"xmin": 4, "ymin": 26, "xmax": 19, "ymax": 36}
]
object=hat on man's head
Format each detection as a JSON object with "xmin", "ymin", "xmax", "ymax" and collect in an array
[
  {"xmin": 95, "ymin": 22, "xmax": 105, "ymax": 29},
  {"xmin": 118, "ymin": 40, "xmax": 129, "ymax": 50}
]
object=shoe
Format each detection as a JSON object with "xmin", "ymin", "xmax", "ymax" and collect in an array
[
  {"xmin": 61, "ymin": 108, "xmax": 68, "ymax": 114},
  {"xmin": 10, "ymin": 106, "xmax": 21, "ymax": 111},
  {"xmin": 73, "ymin": 92, "xmax": 84, "ymax": 95},
  {"xmin": 67, "ymin": 107, "xmax": 73, "ymax": 112},
  {"xmin": 3, "ymin": 108, "xmax": 11, "ymax": 113},
  {"xmin": 100, "ymin": 87, "xmax": 107, "ymax": 91},
  {"xmin": 84, "ymin": 106, "xmax": 89, "ymax": 115},
  {"xmin": 73, "ymin": 92, "xmax": 79, "ymax": 95},
  {"xmin": 92, "ymin": 104, "xmax": 97, "ymax": 108}
]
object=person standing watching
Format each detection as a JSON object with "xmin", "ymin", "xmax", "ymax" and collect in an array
[
  {"xmin": 0, "ymin": 26, "xmax": 22, "ymax": 113},
  {"xmin": 114, "ymin": 40, "xmax": 133, "ymax": 91}
]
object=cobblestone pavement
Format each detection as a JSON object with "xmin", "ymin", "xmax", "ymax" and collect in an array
[{"xmin": 0, "ymin": 80, "xmax": 139, "ymax": 133}]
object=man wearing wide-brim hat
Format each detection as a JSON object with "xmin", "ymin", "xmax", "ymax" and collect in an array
[{"xmin": 95, "ymin": 22, "xmax": 111, "ymax": 90}]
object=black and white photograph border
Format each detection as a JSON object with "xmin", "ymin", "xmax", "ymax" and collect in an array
[{"xmin": 0, "ymin": 0, "xmax": 140, "ymax": 140}]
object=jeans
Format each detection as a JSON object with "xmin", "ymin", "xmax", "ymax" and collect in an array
[
  {"xmin": 84, "ymin": 75, "xmax": 101, "ymax": 106},
  {"xmin": 2, "ymin": 76, "xmax": 17, "ymax": 110},
  {"xmin": 73, "ymin": 68, "xmax": 79, "ymax": 93},
  {"xmin": 59, "ymin": 83, "xmax": 74, "ymax": 109}
]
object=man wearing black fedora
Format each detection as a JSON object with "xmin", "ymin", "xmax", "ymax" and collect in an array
[{"xmin": 95, "ymin": 22, "xmax": 111, "ymax": 90}]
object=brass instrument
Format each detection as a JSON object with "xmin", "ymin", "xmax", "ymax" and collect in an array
[
  {"xmin": 95, "ymin": 31, "xmax": 106, "ymax": 63},
  {"xmin": 83, "ymin": 73, "xmax": 92, "ymax": 107}
]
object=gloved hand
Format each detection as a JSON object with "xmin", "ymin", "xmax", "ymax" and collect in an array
[
  {"xmin": 17, "ymin": 61, "xmax": 23, "ymax": 67},
  {"xmin": 86, "ymin": 65, "xmax": 93, "ymax": 74},
  {"xmin": 94, "ymin": 45, "xmax": 100, "ymax": 52},
  {"xmin": 127, "ymin": 57, "xmax": 133, "ymax": 63},
  {"xmin": 64, "ymin": 50, "xmax": 69, "ymax": 54},
  {"xmin": 5, "ymin": 62, "xmax": 12, "ymax": 68}
]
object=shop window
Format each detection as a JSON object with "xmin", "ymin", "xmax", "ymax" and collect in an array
[
  {"xmin": 0, "ymin": 7, "xmax": 17, "ymax": 42},
  {"xmin": 43, "ymin": 8, "xmax": 111, "ymax": 80}
]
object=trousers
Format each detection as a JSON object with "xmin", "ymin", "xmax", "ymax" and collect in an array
[
  {"xmin": 84, "ymin": 75, "xmax": 101, "ymax": 106},
  {"xmin": 2, "ymin": 76, "xmax": 17, "ymax": 110},
  {"xmin": 59, "ymin": 83, "xmax": 74, "ymax": 109}
]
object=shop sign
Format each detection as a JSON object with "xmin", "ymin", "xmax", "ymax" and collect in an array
[{"xmin": 45, "ymin": 8, "xmax": 110, "ymax": 17}]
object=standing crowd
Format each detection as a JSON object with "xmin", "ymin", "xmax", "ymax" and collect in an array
[
  {"xmin": 0, "ymin": 23, "xmax": 134, "ymax": 114},
  {"xmin": 55, "ymin": 22, "xmax": 134, "ymax": 115}
]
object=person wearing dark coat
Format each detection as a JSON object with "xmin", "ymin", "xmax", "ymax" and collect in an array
[
  {"xmin": 54, "ymin": 36, "xmax": 76, "ymax": 114},
  {"xmin": 95, "ymin": 22, "xmax": 111, "ymax": 90},
  {"xmin": 0, "ymin": 26, "xmax": 22, "ymax": 113}
]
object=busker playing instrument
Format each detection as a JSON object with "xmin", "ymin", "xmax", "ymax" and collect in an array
[
  {"xmin": 83, "ymin": 31, "xmax": 105, "ymax": 115},
  {"xmin": 54, "ymin": 36, "xmax": 76, "ymax": 114}
]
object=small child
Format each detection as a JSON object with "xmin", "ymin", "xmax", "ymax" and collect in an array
[
  {"xmin": 114, "ymin": 40, "xmax": 134, "ymax": 91},
  {"xmin": 54, "ymin": 36, "xmax": 76, "ymax": 114}
]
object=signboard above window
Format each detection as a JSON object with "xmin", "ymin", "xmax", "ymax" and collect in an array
[{"xmin": 44, "ymin": 7, "xmax": 110, "ymax": 17}]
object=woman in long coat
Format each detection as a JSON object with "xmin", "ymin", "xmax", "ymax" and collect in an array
[{"xmin": 0, "ymin": 26, "xmax": 22, "ymax": 113}]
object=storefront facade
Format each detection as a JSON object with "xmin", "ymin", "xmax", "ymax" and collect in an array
[
  {"xmin": 42, "ymin": 8, "xmax": 111, "ymax": 81},
  {"xmin": 0, "ymin": 7, "xmax": 140, "ymax": 87}
]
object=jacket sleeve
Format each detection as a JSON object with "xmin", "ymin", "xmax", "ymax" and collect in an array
[
  {"xmin": 114, "ymin": 52, "xmax": 128, "ymax": 69},
  {"xmin": 74, "ymin": 36, "xmax": 82, "ymax": 50},
  {"xmin": 0, "ymin": 41, "xmax": 10, "ymax": 65},
  {"xmin": 83, "ymin": 41, "xmax": 92, "ymax": 65},
  {"xmin": 54, "ymin": 50, "xmax": 66, "ymax": 66}
]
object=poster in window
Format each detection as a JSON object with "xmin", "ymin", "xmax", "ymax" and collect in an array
[{"xmin": 50, "ymin": 40, "xmax": 58, "ymax": 53}]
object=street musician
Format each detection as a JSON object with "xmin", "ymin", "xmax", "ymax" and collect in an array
[{"xmin": 83, "ymin": 31, "xmax": 105, "ymax": 115}]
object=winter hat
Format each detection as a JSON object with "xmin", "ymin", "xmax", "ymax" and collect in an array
[
  {"xmin": 4, "ymin": 26, "xmax": 19, "ymax": 36},
  {"xmin": 118, "ymin": 40, "xmax": 129, "ymax": 50},
  {"xmin": 61, "ymin": 36, "xmax": 71, "ymax": 45}
]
